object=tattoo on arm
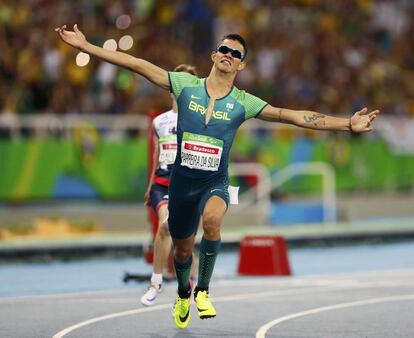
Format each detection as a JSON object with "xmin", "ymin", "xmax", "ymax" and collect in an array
[
  {"xmin": 304, "ymin": 113, "xmax": 326, "ymax": 127},
  {"xmin": 278, "ymin": 108, "xmax": 282, "ymax": 122}
]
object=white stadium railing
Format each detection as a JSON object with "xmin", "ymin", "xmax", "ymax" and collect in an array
[
  {"xmin": 0, "ymin": 113, "xmax": 328, "ymax": 139},
  {"xmin": 0, "ymin": 113, "xmax": 148, "ymax": 139},
  {"xmin": 229, "ymin": 162, "xmax": 272, "ymax": 215},
  {"xmin": 230, "ymin": 162, "xmax": 337, "ymax": 224},
  {"xmin": 270, "ymin": 162, "xmax": 337, "ymax": 223}
]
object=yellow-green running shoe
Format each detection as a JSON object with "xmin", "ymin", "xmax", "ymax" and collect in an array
[
  {"xmin": 195, "ymin": 290, "xmax": 216, "ymax": 319},
  {"xmin": 173, "ymin": 295, "xmax": 191, "ymax": 329}
]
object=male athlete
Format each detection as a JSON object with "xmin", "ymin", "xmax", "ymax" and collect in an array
[
  {"xmin": 141, "ymin": 64, "xmax": 198, "ymax": 306},
  {"xmin": 55, "ymin": 24, "xmax": 379, "ymax": 329}
]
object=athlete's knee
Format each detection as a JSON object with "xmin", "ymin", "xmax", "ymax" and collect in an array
[
  {"xmin": 202, "ymin": 211, "xmax": 222, "ymax": 237},
  {"xmin": 174, "ymin": 249, "xmax": 192, "ymax": 263},
  {"xmin": 174, "ymin": 246, "xmax": 192, "ymax": 262},
  {"xmin": 157, "ymin": 220, "xmax": 170, "ymax": 239},
  {"xmin": 173, "ymin": 238, "xmax": 194, "ymax": 262}
]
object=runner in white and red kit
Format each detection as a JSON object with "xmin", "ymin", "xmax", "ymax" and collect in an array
[{"xmin": 141, "ymin": 64, "xmax": 198, "ymax": 306}]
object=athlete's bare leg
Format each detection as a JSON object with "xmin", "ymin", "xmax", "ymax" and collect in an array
[
  {"xmin": 197, "ymin": 195, "xmax": 226, "ymax": 289},
  {"xmin": 172, "ymin": 234, "xmax": 196, "ymax": 297},
  {"xmin": 190, "ymin": 251, "xmax": 198, "ymax": 279},
  {"xmin": 202, "ymin": 196, "xmax": 227, "ymax": 241},
  {"xmin": 173, "ymin": 235, "xmax": 196, "ymax": 263},
  {"xmin": 193, "ymin": 195, "xmax": 227, "ymax": 318},
  {"xmin": 152, "ymin": 204, "xmax": 171, "ymax": 274},
  {"xmin": 141, "ymin": 204, "xmax": 172, "ymax": 306}
]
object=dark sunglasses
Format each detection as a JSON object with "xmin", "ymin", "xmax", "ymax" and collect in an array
[{"xmin": 216, "ymin": 45, "xmax": 245, "ymax": 60}]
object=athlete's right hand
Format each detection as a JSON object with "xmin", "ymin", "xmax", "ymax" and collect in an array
[
  {"xmin": 55, "ymin": 24, "xmax": 87, "ymax": 50},
  {"xmin": 144, "ymin": 190, "xmax": 151, "ymax": 206}
]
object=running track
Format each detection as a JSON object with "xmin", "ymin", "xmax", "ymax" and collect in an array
[{"xmin": 1, "ymin": 269, "xmax": 414, "ymax": 337}]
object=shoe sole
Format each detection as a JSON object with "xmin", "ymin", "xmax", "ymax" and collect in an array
[
  {"xmin": 199, "ymin": 314, "xmax": 216, "ymax": 319},
  {"xmin": 197, "ymin": 308, "xmax": 216, "ymax": 319},
  {"xmin": 141, "ymin": 300, "xmax": 155, "ymax": 306},
  {"xmin": 141, "ymin": 288, "xmax": 161, "ymax": 306}
]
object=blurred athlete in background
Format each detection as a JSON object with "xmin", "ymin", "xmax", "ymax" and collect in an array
[{"xmin": 141, "ymin": 64, "xmax": 198, "ymax": 306}]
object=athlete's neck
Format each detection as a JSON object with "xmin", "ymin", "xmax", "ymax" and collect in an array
[{"xmin": 206, "ymin": 67, "xmax": 235, "ymax": 99}]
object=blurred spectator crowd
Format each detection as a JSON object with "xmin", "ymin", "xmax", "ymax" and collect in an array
[{"xmin": 2, "ymin": 0, "xmax": 414, "ymax": 118}]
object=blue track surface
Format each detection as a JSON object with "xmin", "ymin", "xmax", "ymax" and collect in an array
[{"xmin": 1, "ymin": 241, "xmax": 414, "ymax": 298}]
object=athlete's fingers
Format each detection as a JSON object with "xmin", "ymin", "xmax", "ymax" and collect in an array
[
  {"xmin": 368, "ymin": 110, "xmax": 379, "ymax": 118},
  {"xmin": 56, "ymin": 26, "xmax": 65, "ymax": 36},
  {"xmin": 74, "ymin": 24, "xmax": 79, "ymax": 33},
  {"xmin": 357, "ymin": 107, "xmax": 368, "ymax": 115}
]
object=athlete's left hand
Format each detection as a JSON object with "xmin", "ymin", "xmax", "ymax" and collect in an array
[
  {"xmin": 144, "ymin": 190, "xmax": 151, "ymax": 206},
  {"xmin": 350, "ymin": 107, "xmax": 380, "ymax": 133},
  {"xmin": 55, "ymin": 24, "xmax": 87, "ymax": 50}
]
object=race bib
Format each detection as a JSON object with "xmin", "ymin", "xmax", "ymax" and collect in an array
[
  {"xmin": 181, "ymin": 132, "xmax": 223, "ymax": 171},
  {"xmin": 159, "ymin": 134, "xmax": 177, "ymax": 167}
]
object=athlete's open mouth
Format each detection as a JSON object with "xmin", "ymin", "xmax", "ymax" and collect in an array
[{"xmin": 221, "ymin": 58, "xmax": 231, "ymax": 66}]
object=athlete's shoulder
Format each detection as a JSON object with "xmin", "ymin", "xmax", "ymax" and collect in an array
[
  {"xmin": 230, "ymin": 86, "xmax": 257, "ymax": 103},
  {"xmin": 153, "ymin": 110, "xmax": 176, "ymax": 127},
  {"xmin": 231, "ymin": 86, "xmax": 268, "ymax": 119},
  {"xmin": 168, "ymin": 71, "xmax": 199, "ymax": 80},
  {"xmin": 155, "ymin": 109, "xmax": 175, "ymax": 119},
  {"xmin": 169, "ymin": 71, "xmax": 202, "ymax": 87},
  {"xmin": 230, "ymin": 86, "xmax": 246, "ymax": 100}
]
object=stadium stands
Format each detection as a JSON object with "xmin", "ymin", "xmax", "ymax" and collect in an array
[{"xmin": 1, "ymin": 0, "xmax": 414, "ymax": 117}]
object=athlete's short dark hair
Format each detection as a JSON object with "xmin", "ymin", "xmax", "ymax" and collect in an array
[
  {"xmin": 219, "ymin": 33, "xmax": 248, "ymax": 59},
  {"xmin": 174, "ymin": 64, "xmax": 198, "ymax": 76}
]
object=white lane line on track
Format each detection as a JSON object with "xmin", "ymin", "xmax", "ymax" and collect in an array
[
  {"xmin": 52, "ymin": 286, "xmax": 337, "ymax": 338},
  {"xmin": 216, "ymin": 278, "xmax": 414, "ymax": 289},
  {"xmin": 5, "ymin": 268, "xmax": 414, "ymax": 303},
  {"xmin": 52, "ymin": 304, "xmax": 172, "ymax": 338},
  {"xmin": 3, "ymin": 277, "xmax": 411, "ymax": 304},
  {"xmin": 256, "ymin": 293, "xmax": 414, "ymax": 338}
]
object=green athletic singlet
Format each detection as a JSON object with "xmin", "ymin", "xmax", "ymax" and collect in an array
[{"xmin": 167, "ymin": 71, "xmax": 268, "ymax": 238}]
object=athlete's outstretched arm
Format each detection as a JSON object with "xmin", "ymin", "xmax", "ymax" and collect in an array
[
  {"xmin": 55, "ymin": 24, "xmax": 169, "ymax": 90},
  {"xmin": 258, "ymin": 105, "xmax": 379, "ymax": 133}
]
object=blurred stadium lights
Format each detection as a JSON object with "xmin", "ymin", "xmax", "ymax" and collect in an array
[
  {"xmin": 116, "ymin": 14, "xmax": 131, "ymax": 30},
  {"xmin": 75, "ymin": 52, "xmax": 90, "ymax": 67},
  {"xmin": 103, "ymin": 39, "xmax": 118, "ymax": 51},
  {"xmin": 119, "ymin": 35, "xmax": 134, "ymax": 51}
]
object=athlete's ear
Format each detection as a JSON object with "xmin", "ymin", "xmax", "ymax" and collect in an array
[
  {"xmin": 211, "ymin": 51, "xmax": 217, "ymax": 62},
  {"xmin": 237, "ymin": 61, "xmax": 246, "ymax": 71}
]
